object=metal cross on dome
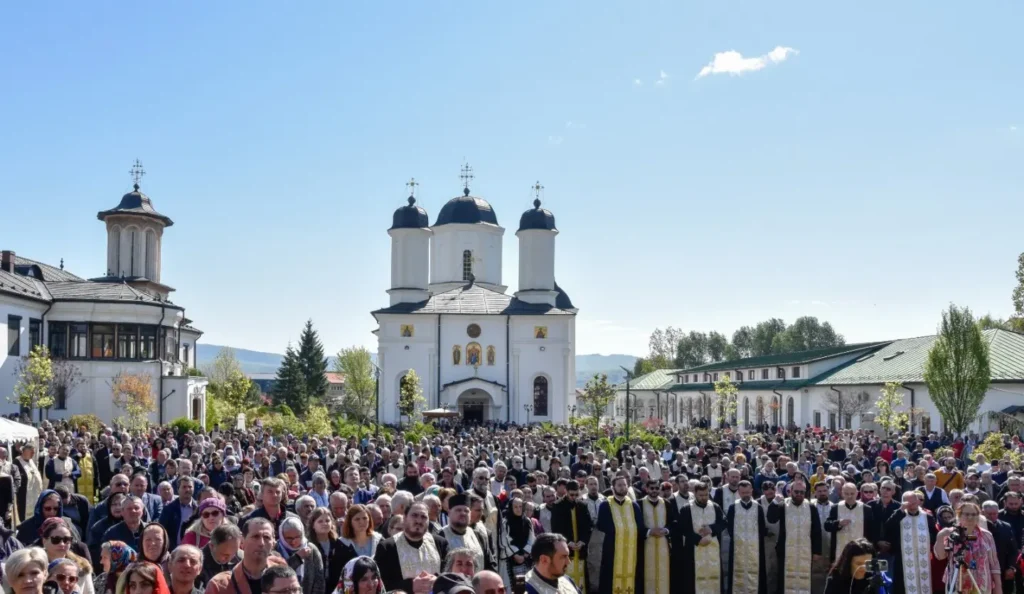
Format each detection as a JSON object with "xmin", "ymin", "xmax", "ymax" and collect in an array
[
  {"xmin": 532, "ymin": 181, "xmax": 544, "ymax": 199},
  {"xmin": 406, "ymin": 177, "xmax": 419, "ymax": 198},
  {"xmin": 129, "ymin": 159, "xmax": 146, "ymax": 187},
  {"xmin": 460, "ymin": 163, "xmax": 474, "ymax": 193}
]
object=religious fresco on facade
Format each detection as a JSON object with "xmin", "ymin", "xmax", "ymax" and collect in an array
[
  {"xmin": 467, "ymin": 342, "xmax": 482, "ymax": 367},
  {"xmin": 486, "ymin": 345, "xmax": 495, "ymax": 366},
  {"xmin": 400, "ymin": 324, "xmax": 414, "ymax": 337},
  {"xmin": 534, "ymin": 326, "xmax": 547, "ymax": 339},
  {"xmin": 452, "ymin": 345, "xmax": 461, "ymax": 365}
]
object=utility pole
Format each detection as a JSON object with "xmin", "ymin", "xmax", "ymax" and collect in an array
[{"xmin": 620, "ymin": 366, "xmax": 633, "ymax": 441}]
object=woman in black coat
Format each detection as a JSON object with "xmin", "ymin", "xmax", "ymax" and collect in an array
[{"xmin": 307, "ymin": 507, "xmax": 350, "ymax": 592}]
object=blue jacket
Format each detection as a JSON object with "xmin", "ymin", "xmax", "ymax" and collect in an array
[
  {"xmin": 102, "ymin": 521, "xmax": 144, "ymax": 554},
  {"xmin": 139, "ymin": 492, "xmax": 163, "ymax": 523},
  {"xmin": 159, "ymin": 498, "xmax": 197, "ymax": 549}
]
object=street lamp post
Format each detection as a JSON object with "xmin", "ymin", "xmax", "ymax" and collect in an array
[
  {"xmin": 619, "ymin": 366, "xmax": 633, "ymax": 441},
  {"xmin": 370, "ymin": 361, "xmax": 381, "ymax": 438},
  {"xmin": 524, "ymin": 404, "xmax": 534, "ymax": 425}
]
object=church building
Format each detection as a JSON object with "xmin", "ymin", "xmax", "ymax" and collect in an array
[
  {"xmin": 372, "ymin": 171, "xmax": 578, "ymax": 425},
  {"xmin": 0, "ymin": 163, "xmax": 207, "ymax": 426}
]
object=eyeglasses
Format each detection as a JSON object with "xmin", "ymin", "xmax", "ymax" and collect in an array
[
  {"xmin": 202, "ymin": 511, "xmax": 223, "ymax": 519},
  {"xmin": 55, "ymin": 575, "xmax": 78, "ymax": 584},
  {"xmin": 49, "ymin": 536, "xmax": 73, "ymax": 545}
]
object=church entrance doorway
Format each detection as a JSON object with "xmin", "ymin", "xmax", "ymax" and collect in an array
[{"xmin": 457, "ymin": 389, "xmax": 491, "ymax": 425}]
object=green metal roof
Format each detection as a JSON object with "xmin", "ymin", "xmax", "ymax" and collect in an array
[
  {"xmin": 678, "ymin": 342, "xmax": 891, "ymax": 374},
  {"xmin": 816, "ymin": 329, "xmax": 1024, "ymax": 385},
  {"xmin": 615, "ymin": 368, "xmax": 678, "ymax": 391},
  {"xmin": 662, "ymin": 379, "xmax": 811, "ymax": 393}
]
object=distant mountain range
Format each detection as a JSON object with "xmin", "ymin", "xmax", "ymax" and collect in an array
[{"xmin": 196, "ymin": 344, "xmax": 637, "ymax": 388}]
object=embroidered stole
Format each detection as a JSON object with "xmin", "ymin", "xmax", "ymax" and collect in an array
[
  {"xmin": 731, "ymin": 503, "xmax": 761, "ymax": 594},
  {"xmin": 443, "ymin": 526, "xmax": 485, "ymax": 576},
  {"xmin": 566, "ymin": 507, "xmax": 586, "ymax": 594},
  {"xmin": 900, "ymin": 513, "xmax": 931, "ymax": 594},
  {"xmin": 834, "ymin": 503, "xmax": 865, "ymax": 559},
  {"xmin": 782, "ymin": 500, "xmax": 812, "ymax": 594},
  {"xmin": 609, "ymin": 498, "xmax": 638, "ymax": 594},
  {"xmin": 690, "ymin": 503, "xmax": 721, "ymax": 594},
  {"xmin": 394, "ymin": 533, "xmax": 441, "ymax": 580},
  {"xmin": 23, "ymin": 462, "xmax": 43, "ymax": 520},
  {"xmin": 525, "ymin": 570, "xmax": 581, "ymax": 594},
  {"xmin": 642, "ymin": 499, "xmax": 670, "ymax": 594}
]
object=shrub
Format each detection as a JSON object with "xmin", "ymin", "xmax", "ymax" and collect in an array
[
  {"xmin": 68, "ymin": 414, "xmax": 104, "ymax": 434},
  {"xmin": 168, "ymin": 417, "xmax": 202, "ymax": 435}
]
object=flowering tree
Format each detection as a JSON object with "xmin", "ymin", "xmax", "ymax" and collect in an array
[
  {"xmin": 874, "ymin": 382, "xmax": 908, "ymax": 434},
  {"xmin": 10, "ymin": 345, "xmax": 54, "ymax": 422},
  {"xmin": 111, "ymin": 372, "xmax": 156, "ymax": 431},
  {"xmin": 713, "ymin": 375, "xmax": 739, "ymax": 425}
]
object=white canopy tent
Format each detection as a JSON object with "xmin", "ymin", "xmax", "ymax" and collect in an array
[{"xmin": 0, "ymin": 417, "xmax": 39, "ymax": 443}]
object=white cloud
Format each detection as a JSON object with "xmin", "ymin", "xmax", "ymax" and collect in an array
[
  {"xmin": 655, "ymin": 70, "xmax": 669, "ymax": 86},
  {"xmin": 548, "ymin": 135, "xmax": 564, "ymax": 145},
  {"xmin": 696, "ymin": 46, "xmax": 798, "ymax": 79},
  {"xmin": 1012, "ymin": 125, "xmax": 1019, "ymax": 132},
  {"xmin": 633, "ymin": 78, "xmax": 642, "ymax": 86}
]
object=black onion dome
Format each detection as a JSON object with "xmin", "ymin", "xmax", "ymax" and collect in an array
[
  {"xmin": 554, "ymin": 281, "xmax": 575, "ymax": 310},
  {"xmin": 390, "ymin": 196, "xmax": 429, "ymax": 230},
  {"xmin": 518, "ymin": 198, "xmax": 557, "ymax": 232},
  {"xmin": 433, "ymin": 189, "xmax": 499, "ymax": 226},
  {"xmin": 96, "ymin": 184, "xmax": 174, "ymax": 226}
]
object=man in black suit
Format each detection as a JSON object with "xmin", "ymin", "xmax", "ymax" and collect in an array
[
  {"xmin": 982, "ymin": 500, "xmax": 1019, "ymax": 594},
  {"xmin": 96, "ymin": 441, "xmax": 124, "ymax": 491}
]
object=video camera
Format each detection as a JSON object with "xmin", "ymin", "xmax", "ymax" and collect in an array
[{"xmin": 946, "ymin": 525, "xmax": 969, "ymax": 551}]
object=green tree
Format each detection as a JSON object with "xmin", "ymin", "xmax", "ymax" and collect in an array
[
  {"xmin": 208, "ymin": 369, "xmax": 257, "ymax": 414},
  {"xmin": 203, "ymin": 347, "xmax": 242, "ymax": 385},
  {"xmin": 297, "ymin": 320, "xmax": 329, "ymax": 403},
  {"xmin": 875, "ymin": 382, "xmax": 908, "ymax": 434},
  {"xmin": 776, "ymin": 317, "xmax": 845, "ymax": 352},
  {"xmin": 398, "ymin": 369, "xmax": 425, "ymax": 425},
  {"xmin": 272, "ymin": 345, "xmax": 309, "ymax": 414},
  {"xmin": 1012, "ymin": 253, "xmax": 1024, "ymax": 323},
  {"xmin": 977, "ymin": 314, "xmax": 1012, "ymax": 331},
  {"xmin": 924, "ymin": 304, "xmax": 991, "ymax": 435},
  {"xmin": 578, "ymin": 373, "xmax": 615, "ymax": 430},
  {"xmin": 649, "ymin": 327, "xmax": 684, "ymax": 361},
  {"xmin": 731, "ymin": 326, "xmax": 755, "ymax": 359},
  {"xmin": 751, "ymin": 318, "xmax": 787, "ymax": 356},
  {"xmin": 10, "ymin": 345, "xmax": 54, "ymax": 422},
  {"xmin": 706, "ymin": 331, "xmax": 729, "ymax": 362},
  {"xmin": 675, "ymin": 331, "xmax": 710, "ymax": 368},
  {"xmin": 713, "ymin": 374, "xmax": 738, "ymax": 424},
  {"xmin": 335, "ymin": 346, "xmax": 376, "ymax": 424}
]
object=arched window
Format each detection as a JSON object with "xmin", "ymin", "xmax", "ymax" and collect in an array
[
  {"xmin": 756, "ymin": 396, "xmax": 765, "ymax": 426},
  {"xmin": 787, "ymin": 397, "xmax": 795, "ymax": 427},
  {"xmin": 533, "ymin": 377, "xmax": 548, "ymax": 416},
  {"xmin": 462, "ymin": 250, "xmax": 473, "ymax": 281}
]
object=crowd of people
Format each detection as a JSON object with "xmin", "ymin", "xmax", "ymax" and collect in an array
[{"xmin": 0, "ymin": 418, "xmax": 1021, "ymax": 594}]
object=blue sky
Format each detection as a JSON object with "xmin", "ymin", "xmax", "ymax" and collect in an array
[{"xmin": 2, "ymin": 2, "xmax": 1021, "ymax": 357}]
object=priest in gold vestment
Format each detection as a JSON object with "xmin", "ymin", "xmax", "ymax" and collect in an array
[
  {"xmin": 641, "ymin": 480, "xmax": 676, "ymax": 594},
  {"xmin": 679, "ymin": 482, "xmax": 726, "ymax": 594},
  {"xmin": 765, "ymin": 481, "xmax": 822, "ymax": 594},
  {"xmin": 726, "ymin": 481, "xmax": 766, "ymax": 594},
  {"xmin": 597, "ymin": 475, "xmax": 646, "ymax": 594}
]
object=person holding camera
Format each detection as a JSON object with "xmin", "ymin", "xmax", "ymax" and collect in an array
[
  {"xmin": 823, "ymin": 538, "xmax": 878, "ymax": 594},
  {"xmin": 934, "ymin": 501, "xmax": 1002, "ymax": 594}
]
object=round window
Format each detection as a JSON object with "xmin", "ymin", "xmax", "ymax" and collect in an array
[{"xmin": 467, "ymin": 323, "xmax": 481, "ymax": 338}]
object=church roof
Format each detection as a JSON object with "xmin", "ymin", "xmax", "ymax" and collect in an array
[
  {"xmin": 390, "ymin": 196, "xmax": 430, "ymax": 230},
  {"xmin": 97, "ymin": 184, "xmax": 174, "ymax": 227},
  {"xmin": 372, "ymin": 283, "xmax": 577, "ymax": 317},
  {"xmin": 518, "ymin": 199, "xmax": 557, "ymax": 232},
  {"xmin": 433, "ymin": 190, "xmax": 499, "ymax": 227}
]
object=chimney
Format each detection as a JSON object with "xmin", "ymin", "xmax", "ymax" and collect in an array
[{"xmin": 0, "ymin": 251, "xmax": 14, "ymax": 273}]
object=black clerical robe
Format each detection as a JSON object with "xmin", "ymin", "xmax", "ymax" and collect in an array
[
  {"xmin": 883, "ymin": 510, "xmax": 938, "ymax": 594},
  {"xmin": 765, "ymin": 499, "xmax": 822, "ymax": 594},
  {"xmin": 678, "ymin": 500, "xmax": 726, "ymax": 594},
  {"xmin": 726, "ymin": 500, "xmax": 767, "ymax": 594},
  {"xmin": 373, "ymin": 533, "xmax": 449, "ymax": 593},
  {"xmin": 596, "ymin": 497, "xmax": 646, "ymax": 594}
]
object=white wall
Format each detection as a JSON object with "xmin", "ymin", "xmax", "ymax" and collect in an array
[
  {"xmin": 429, "ymin": 224, "xmax": 505, "ymax": 292},
  {"xmin": 389, "ymin": 228, "xmax": 431, "ymax": 304},
  {"xmin": 0, "ymin": 295, "xmax": 48, "ymax": 409}
]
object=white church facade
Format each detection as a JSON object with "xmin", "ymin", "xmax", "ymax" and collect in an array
[
  {"xmin": 372, "ymin": 175, "xmax": 578, "ymax": 425},
  {"xmin": 0, "ymin": 165, "xmax": 207, "ymax": 426}
]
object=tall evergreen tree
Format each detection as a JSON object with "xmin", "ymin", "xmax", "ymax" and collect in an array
[
  {"xmin": 273, "ymin": 345, "xmax": 308, "ymax": 414},
  {"xmin": 296, "ymin": 319, "xmax": 329, "ymax": 404}
]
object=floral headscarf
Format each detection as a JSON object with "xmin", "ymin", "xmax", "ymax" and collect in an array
[
  {"xmin": 108, "ymin": 541, "xmax": 139, "ymax": 573},
  {"xmin": 340, "ymin": 556, "xmax": 382, "ymax": 594}
]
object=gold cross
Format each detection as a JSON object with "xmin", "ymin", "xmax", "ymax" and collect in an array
[
  {"xmin": 532, "ymin": 181, "xmax": 544, "ymax": 199},
  {"xmin": 406, "ymin": 177, "xmax": 419, "ymax": 197}
]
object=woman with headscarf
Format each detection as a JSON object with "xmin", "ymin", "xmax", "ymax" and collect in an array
[
  {"xmin": 181, "ymin": 499, "xmax": 226, "ymax": 549},
  {"xmin": 38, "ymin": 518, "xmax": 94, "ymax": 594},
  {"xmin": 499, "ymin": 497, "xmax": 535, "ymax": 588},
  {"xmin": 17, "ymin": 491, "xmax": 78, "ymax": 546},
  {"xmin": 92, "ymin": 542, "xmax": 137, "ymax": 594},
  {"xmin": 138, "ymin": 524, "xmax": 169, "ymax": 569},
  {"xmin": 277, "ymin": 517, "xmax": 325, "ymax": 594},
  {"xmin": 309, "ymin": 473, "xmax": 330, "ymax": 508},
  {"xmin": 331, "ymin": 557, "xmax": 382, "ymax": 594},
  {"xmin": 112, "ymin": 562, "xmax": 171, "ymax": 594},
  {"xmin": 47, "ymin": 559, "xmax": 82, "ymax": 594}
]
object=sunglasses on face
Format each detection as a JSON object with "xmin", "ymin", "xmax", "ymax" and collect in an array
[
  {"xmin": 42, "ymin": 506, "xmax": 60, "ymax": 513},
  {"xmin": 55, "ymin": 575, "xmax": 78, "ymax": 584},
  {"xmin": 202, "ymin": 510, "xmax": 222, "ymax": 519},
  {"xmin": 49, "ymin": 536, "xmax": 73, "ymax": 545}
]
